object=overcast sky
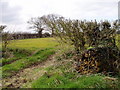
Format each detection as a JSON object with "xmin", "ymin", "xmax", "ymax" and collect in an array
[{"xmin": 0, "ymin": 0, "xmax": 119, "ymax": 33}]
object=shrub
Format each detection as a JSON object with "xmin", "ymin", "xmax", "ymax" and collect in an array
[{"xmin": 75, "ymin": 47, "xmax": 120, "ymax": 75}]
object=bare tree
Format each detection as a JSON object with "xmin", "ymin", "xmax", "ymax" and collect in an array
[
  {"xmin": 0, "ymin": 25, "xmax": 6, "ymax": 33},
  {"xmin": 0, "ymin": 25, "xmax": 13, "ymax": 58},
  {"xmin": 27, "ymin": 17, "xmax": 44, "ymax": 38},
  {"xmin": 41, "ymin": 14, "xmax": 63, "ymax": 36},
  {"xmin": 2, "ymin": 32, "xmax": 12, "ymax": 51},
  {"xmin": 42, "ymin": 16, "xmax": 86, "ymax": 54},
  {"xmin": 43, "ymin": 17, "xmax": 119, "ymax": 54},
  {"xmin": 56, "ymin": 19, "xmax": 86, "ymax": 54}
]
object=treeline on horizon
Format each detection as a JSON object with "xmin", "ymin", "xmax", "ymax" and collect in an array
[{"xmin": 0, "ymin": 14, "xmax": 120, "ymax": 40}]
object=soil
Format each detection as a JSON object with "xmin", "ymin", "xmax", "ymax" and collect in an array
[{"xmin": 2, "ymin": 54, "xmax": 57, "ymax": 88}]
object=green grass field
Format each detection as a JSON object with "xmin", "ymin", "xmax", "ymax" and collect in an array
[
  {"xmin": 2, "ymin": 38, "xmax": 58, "ymax": 78},
  {"xmin": 2, "ymin": 37, "xmax": 120, "ymax": 88},
  {"xmin": 32, "ymin": 74, "xmax": 117, "ymax": 88},
  {"xmin": 8, "ymin": 38, "xmax": 58, "ymax": 51},
  {"xmin": 31, "ymin": 55, "xmax": 119, "ymax": 88},
  {"xmin": 2, "ymin": 48, "xmax": 55, "ymax": 78}
]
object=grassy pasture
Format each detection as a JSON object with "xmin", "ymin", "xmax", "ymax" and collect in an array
[
  {"xmin": 8, "ymin": 38, "xmax": 58, "ymax": 51},
  {"xmin": 2, "ymin": 38, "xmax": 58, "ymax": 78},
  {"xmin": 31, "ymin": 55, "xmax": 119, "ymax": 88},
  {"xmin": 2, "ymin": 48, "xmax": 55, "ymax": 78},
  {"xmin": 2, "ymin": 37, "xmax": 120, "ymax": 88},
  {"xmin": 1, "ymin": 38, "xmax": 58, "ymax": 66},
  {"xmin": 32, "ymin": 74, "xmax": 115, "ymax": 88}
]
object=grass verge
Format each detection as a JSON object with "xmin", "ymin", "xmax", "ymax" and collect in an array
[
  {"xmin": 2, "ymin": 48, "xmax": 55, "ymax": 78},
  {"xmin": 31, "ymin": 47, "xmax": 119, "ymax": 88},
  {"xmin": 32, "ymin": 73, "xmax": 119, "ymax": 88},
  {"xmin": 1, "ymin": 48, "xmax": 33, "ymax": 66}
]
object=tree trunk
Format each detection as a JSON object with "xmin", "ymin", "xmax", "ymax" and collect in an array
[{"xmin": 38, "ymin": 31, "xmax": 42, "ymax": 38}]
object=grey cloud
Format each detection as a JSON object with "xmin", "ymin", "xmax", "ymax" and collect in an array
[
  {"xmin": 0, "ymin": 1, "xmax": 22, "ymax": 24},
  {"xmin": 71, "ymin": 1, "xmax": 118, "ymax": 20}
]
